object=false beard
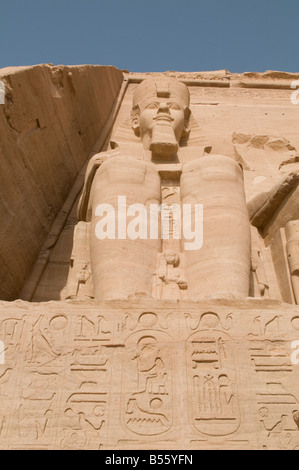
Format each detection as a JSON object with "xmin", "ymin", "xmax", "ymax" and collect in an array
[{"xmin": 149, "ymin": 121, "xmax": 178, "ymax": 158}]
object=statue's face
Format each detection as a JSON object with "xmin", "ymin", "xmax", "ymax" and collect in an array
[
  {"xmin": 138, "ymin": 99, "xmax": 186, "ymax": 144},
  {"xmin": 132, "ymin": 101, "xmax": 190, "ymax": 157},
  {"xmin": 131, "ymin": 78, "xmax": 190, "ymax": 157}
]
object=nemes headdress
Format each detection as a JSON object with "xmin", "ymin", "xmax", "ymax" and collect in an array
[{"xmin": 132, "ymin": 77, "xmax": 190, "ymax": 110}]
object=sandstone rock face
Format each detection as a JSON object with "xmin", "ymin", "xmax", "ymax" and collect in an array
[
  {"xmin": 0, "ymin": 68, "xmax": 299, "ymax": 450},
  {"xmin": 0, "ymin": 64, "xmax": 123, "ymax": 300}
]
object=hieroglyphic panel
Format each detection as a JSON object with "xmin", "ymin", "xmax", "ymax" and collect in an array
[
  {"xmin": 190, "ymin": 86, "xmax": 295, "ymax": 104},
  {"xmin": 246, "ymin": 310, "xmax": 299, "ymax": 450},
  {"xmin": 182, "ymin": 310, "xmax": 256, "ymax": 449},
  {"xmin": 8, "ymin": 312, "xmax": 71, "ymax": 449},
  {"xmin": 0, "ymin": 306, "xmax": 117, "ymax": 450},
  {"xmin": 58, "ymin": 312, "xmax": 113, "ymax": 450},
  {"xmin": 0, "ymin": 312, "xmax": 28, "ymax": 447},
  {"xmin": 187, "ymin": 330, "xmax": 240, "ymax": 436},
  {"xmin": 106, "ymin": 310, "xmax": 182, "ymax": 450},
  {"xmin": 0, "ymin": 300, "xmax": 299, "ymax": 449},
  {"xmin": 122, "ymin": 330, "xmax": 173, "ymax": 436}
]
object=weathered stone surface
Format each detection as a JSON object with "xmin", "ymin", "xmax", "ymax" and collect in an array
[
  {"xmin": 1, "ymin": 68, "xmax": 299, "ymax": 450},
  {"xmin": 0, "ymin": 299, "xmax": 299, "ymax": 450},
  {"xmin": 0, "ymin": 64, "xmax": 123, "ymax": 300}
]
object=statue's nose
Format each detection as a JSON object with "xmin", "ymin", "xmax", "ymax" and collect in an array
[{"xmin": 157, "ymin": 102, "xmax": 170, "ymax": 113}]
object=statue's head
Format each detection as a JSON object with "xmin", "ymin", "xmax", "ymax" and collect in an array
[{"xmin": 131, "ymin": 77, "xmax": 190, "ymax": 157}]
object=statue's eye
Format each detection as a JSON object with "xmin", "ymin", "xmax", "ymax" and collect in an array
[
  {"xmin": 168, "ymin": 103, "xmax": 180, "ymax": 110},
  {"xmin": 146, "ymin": 103, "xmax": 158, "ymax": 110}
]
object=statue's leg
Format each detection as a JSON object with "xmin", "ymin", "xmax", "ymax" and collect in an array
[
  {"xmin": 89, "ymin": 156, "xmax": 161, "ymax": 300},
  {"xmin": 181, "ymin": 155, "xmax": 251, "ymax": 300}
]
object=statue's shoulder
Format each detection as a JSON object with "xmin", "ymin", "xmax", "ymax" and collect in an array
[
  {"xmin": 78, "ymin": 149, "xmax": 120, "ymax": 221},
  {"xmin": 86, "ymin": 148, "xmax": 121, "ymax": 168}
]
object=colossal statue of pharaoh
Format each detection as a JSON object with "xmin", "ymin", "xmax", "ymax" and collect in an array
[{"xmin": 68, "ymin": 77, "xmax": 251, "ymax": 301}]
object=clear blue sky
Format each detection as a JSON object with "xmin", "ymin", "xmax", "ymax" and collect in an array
[{"xmin": 0, "ymin": 0, "xmax": 298, "ymax": 73}]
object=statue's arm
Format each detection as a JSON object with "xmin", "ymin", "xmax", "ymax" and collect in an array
[
  {"xmin": 247, "ymin": 170, "xmax": 299, "ymax": 229},
  {"xmin": 77, "ymin": 150, "xmax": 119, "ymax": 221}
]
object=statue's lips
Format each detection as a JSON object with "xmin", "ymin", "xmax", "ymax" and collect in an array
[{"xmin": 154, "ymin": 115, "xmax": 173, "ymax": 123}]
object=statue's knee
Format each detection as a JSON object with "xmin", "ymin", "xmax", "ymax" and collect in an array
[
  {"xmin": 183, "ymin": 154, "xmax": 241, "ymax": 173},
  {"xmin": 182, "ymin": 155, "xmax": 243, "ymax": 191}
]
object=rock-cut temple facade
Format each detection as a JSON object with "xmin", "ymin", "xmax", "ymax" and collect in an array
[{"xmin": 0, "ymin": 65, "xmax": 299, "ymax": 449}]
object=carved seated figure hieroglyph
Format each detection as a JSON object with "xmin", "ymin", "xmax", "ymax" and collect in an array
[{"xmin": 67, "ymin": 77, "xmax": 252, "ymax": 301}]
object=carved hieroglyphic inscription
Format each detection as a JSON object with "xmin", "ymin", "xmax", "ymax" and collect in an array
[
  {"xmin": 0, "ymin": 302, "xmax": 299, "ymax": 450},
  {"xmin": 0, "ymin": 309, "xmax": 115, "ymax": 450},
  {"xmin": 122, "ymin": 326, "xmax": 173, "ymax": 436},
  {"xmin": 247, "ymin": 311, "xmax": 299, "ymax": 450},
  {"xmin": 187, "ymin": 328, "xmax": 240, "ymax": 437}
]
